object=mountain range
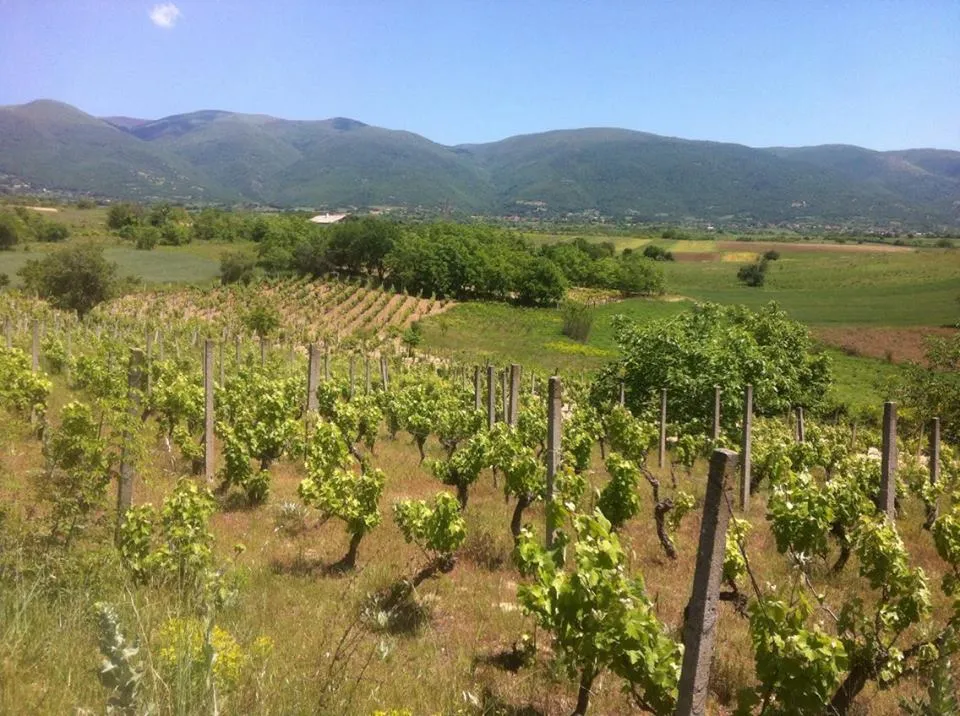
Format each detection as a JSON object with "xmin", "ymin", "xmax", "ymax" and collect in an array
[{"xmin": 1, "ymin": 99, "xmax": 958, "ymax": 226}]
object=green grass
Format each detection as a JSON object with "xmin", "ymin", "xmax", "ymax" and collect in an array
[
  {"xmin": 662, "ymin": 249, "xmax": 960, "ymax": 327},
  {"xmin": 104, "ymin": 247, "xmax": 221, "ymax": 285},
  {"xmin": 823, "ymin": 349, "xmax": 902, "ymax": 417},
  {"xmin": 420, "ymin": 298, "xmax": 689, "ymax": 372},
  {"xmin": 0, "ymin": 241, "xmax": 235, "ymax": 288}
]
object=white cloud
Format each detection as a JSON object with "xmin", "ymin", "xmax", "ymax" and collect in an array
[{"xmin": 149, "ymin": 3, "xmax": 182, "ymax": 29}]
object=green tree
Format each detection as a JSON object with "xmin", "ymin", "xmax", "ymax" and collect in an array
[
  {"xmin": 241, "ymin": 299, "xmax": 280, "ymax": 337},
  {"xmin": 738, "ymin": 259, "xmax": 768, "ymax": 287},
  {"xmin": 18, "ymin": 243, "xmax": 123, "ymax": 317},
  {"xmin": 0, "ymin": 212, "xmax": 26, "ymax": 249},
  {"xmin": 596, "ymin": 302, "xmax": 831, "ymax": 432},
  {"xmin": 516, "ymin": 256, "xmax": 567, "ymax": 306},
  {"xmin": 616, "ymin": 254, "xmax": 665, "ymax": 296},
  {"xmin": 106, "ymin": 203, "xmax": 145, "ymax": 231},
  {"xmin": 36, "ymin": 219, "xmax": 70, "ymax": 242},
  {"xmin": 220, "ymin": 251, "xmax": 257, "ymax": 285}
]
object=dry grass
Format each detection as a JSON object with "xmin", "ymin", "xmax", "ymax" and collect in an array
[
  {"xmin": 716, "ymin": 240, "xmax": 912, "ymax": 254},
  {"xmin": 0, "ymin": 383, "xmax": 952, "ymax": 714},
  {"xmin": 814, "ymin": 326, "xmax": 958, "ymax": 364}
]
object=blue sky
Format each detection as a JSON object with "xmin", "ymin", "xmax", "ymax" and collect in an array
[{"xmin": 1, "ymin": 1, "xmax": 957, "ymax": 150}]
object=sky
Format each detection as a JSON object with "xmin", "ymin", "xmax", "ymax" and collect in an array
[{"xmin": 0, "ymin": 1, "xmax": 958, "ymax": 150}]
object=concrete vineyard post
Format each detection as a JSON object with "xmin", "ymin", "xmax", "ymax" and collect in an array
[
  {"xmin": 546, "ymin": 376, "xmax": 562, "ymax": 549},
  {"xmin": 930, "ymin": 417, "xmax": 941, "ymax": 487},
  {"xmin": 364, "ymin": 355, "xmax": 371, "ymax": 395},
  {"xmin": 796, "ymin": 406, "xmax": 805, "ymax": 443},
  {"xmin": 31, "ymin": 320, "xmax": 39, "ymax": 372},
  {"xmin": 531, "ymin": 373, "xmax": 537, "ymax": 396},
  {"xmin": 712, "ymin": 386, "xmax": 721, "ymax": 442},
  {"xmin": 64, "ymin": 331, "xmax": 72, "ymax": 385},
  {"xmin": 619, "ymin": 381, "xmax": 625, "ymax": 407},
  {"xmin": 349, "ymin": 354, "xmax": 356, "ymax": 399},
  {"xmin": 323, "ymin": 347, "xmax": 330, "ymax": 381},
  {"xmin": 486, "ymin": 365, "xmax": 496, "ymax": 431},
  {"xmin": 474, "ymin": 366, "xmax": 482, "ymax": 410},
  {"xmin": 380, "ymin": 355, "xmax": 389, "ymax": 391},
  {"xmin": 145, "ymin": 330, "xmax": 153, "ymax": 396},
  {"xmin": 204, "ymin": 340, "xmax": 216, "ymax": 483},
  {"xmin": 307, "ymin": 344, "xmax": 319, "ymax": 412},
  {"xmin": 740, "ymin": 384, "xmax": 753, "ymax": 511},
  {"xmin": 658, "ymin": 387, "xmax": 667, "ymax": 468},
  {"xmin": 675, "ymin": 448, "xmax": 739, "ymax": 716},
  {"xmin": 116, "ymin": 349, "xmax": 146, "ymax": 539},
  {"xmin": 500, "ymin": 369, "xmax": 507, "ymax": 422},
  {"xmin": 508, "ymin": 364, "xmax": 521, "ymax": 427},
  {"xmin": 927, "ymin": 416, "xmax": 941, "ymax": 526},
  {"xmin": 879, "ymin": 401, "xmax": 897, "ymax": 518}
]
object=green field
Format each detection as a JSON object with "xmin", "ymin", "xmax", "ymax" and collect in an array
[
  {"xmin": 420, "ymin": 241, "xmax": 959, "ymax": 413},
  {"xmin": 3, "ymin": 208, "xmax": 956, "ymax": 413}
]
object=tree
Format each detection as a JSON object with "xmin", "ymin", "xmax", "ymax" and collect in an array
[
  {"xmin": 895, "ymin": 331, "xmax": 960, "ymax": 442},
  {"xmin": 0, "ymin": 212, "xmax": 26, "ymax": 249},
  {"xmin": 220, "ymin": 251, "xmax": 257, "ymax": 285},
  {"xmin": 596, "ymin": 302, "xmax": 832, "ymax": 432},
  {"xmin": 516, "ymin": 256, "xmax": 567, "ymax": 306},
  {"xmin": 738, "ymin": 259, "xmax": 768, "ymax": 287},
  {"xmin": 36, "ymin": 219, "xmax": 70, "ymax": 243},
  {"xmin": 642, "ymin": 245, "xmax": 674, "ymax": 262},
  {"xmin": 18, "ymin": 244, "xmax": 123, "ymax": 317},
  {"xmin": 616, "ymin": 254, "xmax": 665, "ymax": 296},
  {"xmin": 106, "ymin": 203, "xmax": 145, "ymax": 231},
  {"xmin": 241, "ymin": 299, "xmax": 280, "ymax": 337}
]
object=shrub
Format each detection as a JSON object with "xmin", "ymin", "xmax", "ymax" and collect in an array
[
  {"xmin": 617, "ymin": 254, "xmax": 665, "ymax": 296},
  {"xmin": 36, "ymin": 220, "xmax": 69, "ymax": 243},
  {"xmin": 106, "ymin": 202, "xmax": 145, "ymax": 230},
  {"xmin": 18, "ymin": 243, "xmax": 124, "ymax": 317},
  {"xmin": 762, "ymin": 249, "xmax": 781, "ymax": 261},
  {"xmin": 517, "ymin": 256, "xmax": 567, "ymax": 307},
  {"xmin": 561, "ymin": 300, "xmax": 595, "ymax": 342},
  {"xmin": 737, "ymin": 259, "xmax": 768, "ymax": 287},
  {"xmin": 642, "ymin": 244, "xmax": 675, "ymax": 262},
  {"xmin": 596, "ymin": 302, "xmax": 831, "ymax": 431},
  {"xmin": 134, "ymin": 225, "xmax": 160, "ymax": 251},
  {"xmin": 220, "ymin": 251, "xmax": 256, "ymax": 285},
  {"xmin": 0, "ymin": 212, "xmax": 26, "ymax": 249},
  {"xmin": 241, "ymin": 299, "xmax": 280, "ymax": 337}
]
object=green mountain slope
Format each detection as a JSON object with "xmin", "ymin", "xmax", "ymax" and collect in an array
[
  {"xmin": 0, "ymin": 100, "xmax": 224, "ymax": 201},
  {"xmin": 0, "ymin": 99, "xmax": 957, "ymax": 226}
]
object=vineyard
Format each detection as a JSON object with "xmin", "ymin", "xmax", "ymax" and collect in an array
[
  {"xmin": 98, "ymin": 277, "xmax": 450, "ymax": 345},
  {"xmin": 1, "ymin": 293, "xmax": 959, "ymax": 716}
]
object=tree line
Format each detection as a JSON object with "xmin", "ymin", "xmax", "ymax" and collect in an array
[{"xmin": 106, "ymin": 205, "xmax": 666, "ymax": 307}]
